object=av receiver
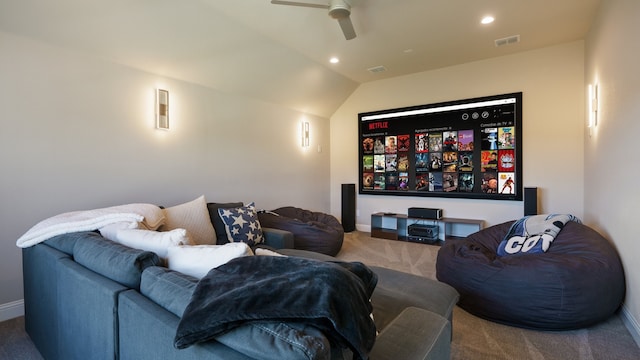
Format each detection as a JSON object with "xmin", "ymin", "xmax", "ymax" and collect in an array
[{"xmin": 408, "ymin": 224, "xmax": 439, "ymax": 240}]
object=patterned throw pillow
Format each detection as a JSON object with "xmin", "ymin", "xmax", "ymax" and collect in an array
[{"xmin": 217, "ymin": 202, "xmax": 264, "ymax": 246}]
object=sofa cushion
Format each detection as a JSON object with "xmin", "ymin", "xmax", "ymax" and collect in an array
[
  {"xmin": 72, "ymin": 232, "xmax": 160, "ymax": 289},
  {"xmin": 214, "ymin": 321, "xmax": 332, "ymax": 360},
  {"xmin": 369, "ymin": 307, "xmax": 451, "ymax": 360},
  {"xmin": 57, "ymin": 257, "xmax": 127, "ymax": 359},
  {"xmin": 217, "ymin": 202, "xmax": 264, "ymax": 246},
  {"xmin": 161, "ymin": 195, "xmax": 216, "ymax": 245},
  {"xmin": 369, "ymin": 266, "xmax": 459, "ymax": 329},
  {"xmin": 44, "ymin": 233, "xmax": 82, "ymax": 255},
  {"xmin": 166, "ymin": 243, "xmax": 253, "ymax": 278},
  {"xmin": 140, "ymin": 266, "xmax": 198, "ymax": 317},
  {"xmin": 206, "ymin": 202, "xmax": 244, "ymax": 244}
]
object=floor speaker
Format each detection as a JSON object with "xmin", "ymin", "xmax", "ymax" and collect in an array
[
  {"xmin": 524, "ymin": 187, "xmax": 538, "ymax": 216},
  {"xmin": 341, "ymin": 184, "xmax": 356, "ymax": 232}
]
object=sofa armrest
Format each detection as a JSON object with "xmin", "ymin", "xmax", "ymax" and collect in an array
[
  {"xmin": 262, "ymin": 227, "xmax": 294, "ymax": 249},
  {"xmin": 370, "ymin": 307, "xmax": 450, "ymax": 360}
]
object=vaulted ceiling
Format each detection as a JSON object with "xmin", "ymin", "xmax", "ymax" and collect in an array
[{"xmin": 0, "ymin": 0, "xmax": 600, "ymax": 117}]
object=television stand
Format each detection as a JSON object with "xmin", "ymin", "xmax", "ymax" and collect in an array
[{"xmin": 370, "ymin": 212, "xmax": 483, "ymax": 244}]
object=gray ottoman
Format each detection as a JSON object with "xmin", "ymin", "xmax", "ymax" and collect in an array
[{"xmin": 278, "ymin": 248, "xmax": 459, "ymax": 334}]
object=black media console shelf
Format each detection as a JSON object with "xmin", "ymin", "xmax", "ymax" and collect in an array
[{"xmin": 370, "ymin": 212, "xmax": 483, "ymax": 244}]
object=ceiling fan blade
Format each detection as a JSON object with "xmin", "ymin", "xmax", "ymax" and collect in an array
[
  {"xmin": 337, "ymin": 17, "xmax": 356, "ymax": 40},
  {"xmin": 270, "ymin": 0, "xmax": 328, "ymax": 9}
]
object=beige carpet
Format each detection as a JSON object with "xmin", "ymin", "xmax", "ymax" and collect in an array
[{"xmin": 336, "ymin": 231, "xmax": 640, "ymax": 360}]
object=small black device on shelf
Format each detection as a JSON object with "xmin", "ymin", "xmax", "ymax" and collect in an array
[
  {"xmin": 408, "ymin": 223, "xmax": 439, "ymax": 240},
  {"xmin": 408, "ymin": 207, "xmax": 442, "ymax": 220}
]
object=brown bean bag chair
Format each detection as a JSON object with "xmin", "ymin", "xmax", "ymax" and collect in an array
[{"xmin": 258, "ymin": 207, "xmax": 344, "ymax": 256}]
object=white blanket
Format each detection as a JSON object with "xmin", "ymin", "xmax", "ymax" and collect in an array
[{"xmin": 16, "ymin": 203, "xmax": 165, "ymax": 248}]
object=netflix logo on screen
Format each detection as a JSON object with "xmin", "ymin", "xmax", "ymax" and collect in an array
[{"xmin": 368, "ymin": 121, "xmax": 389, "ymax": 130}]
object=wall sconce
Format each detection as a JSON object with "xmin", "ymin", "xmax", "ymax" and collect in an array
[
  {"xmin": 588, "ymin": 84, "xmax": 598, "ymax": 128},
  {"xmin": 156, "ymin": 89, "xmax": 169, "ymax": 130},
  {"xmin": 301, "ymin": 121, "xmax": 310, "ymax": 147}
]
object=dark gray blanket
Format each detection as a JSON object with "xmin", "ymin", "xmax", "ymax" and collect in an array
[{"xmin": 174, "ymin": 256, "xmax": 378, "ymax": 359}]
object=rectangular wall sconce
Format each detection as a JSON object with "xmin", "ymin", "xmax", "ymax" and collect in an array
[
  {"xmin": 301, "ymin": 121, "xmax": 310, "ymax": 147},
  {"xmin": 156, "ymin": 89, "xmax": 169, "ymax": 130},
  {"xmin": 588, "ymin": 84, "xmax": 598, "ymax": 128}
]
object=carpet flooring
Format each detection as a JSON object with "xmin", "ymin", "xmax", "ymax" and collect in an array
[
  {"xmin": 336, "ymin": 231, "xmax": 640, "ymax": 360},
  {"xmin": 2, "ymin": 231, "xmax": 639, "ymax": 359},
  {"xmin": 0, "ymin": 316, "xmax": 42, "ymax": 360}
]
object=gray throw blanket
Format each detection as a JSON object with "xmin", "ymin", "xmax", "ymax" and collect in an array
[{"xmin": 174, "ymin": 256, "xmax": 378, "ymax": 360}]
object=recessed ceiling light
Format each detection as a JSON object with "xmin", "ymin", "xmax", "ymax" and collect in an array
[
  {"xmin": 329, "ymin": 57, "xmax": 340, "ymax": 64},
  {"xmin": 481, "ymin": 16, "xmax": 495, "ymax": 25}
]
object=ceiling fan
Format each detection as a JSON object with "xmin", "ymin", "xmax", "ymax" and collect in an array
[{"xmin": 271, "ymin": 0, "xmax": 357, "ymax": 40}]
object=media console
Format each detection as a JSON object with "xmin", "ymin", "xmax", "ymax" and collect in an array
[{"xmin": 370, "ymin": 212, "xmax": 483, "ymax": 244}]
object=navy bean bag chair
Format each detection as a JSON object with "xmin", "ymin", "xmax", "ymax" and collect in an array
[
  {"xmin": 436, "ymin": 220, "xmax": 625, "ymax": 330},
  {"xmin": 258, "ymin": 207, "xmax": 344, "ymax": 256}
]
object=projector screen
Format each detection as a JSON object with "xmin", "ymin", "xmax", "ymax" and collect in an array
[{"xmin": 359, "ymin": 92, "xmax": 523, "ymax": 201}]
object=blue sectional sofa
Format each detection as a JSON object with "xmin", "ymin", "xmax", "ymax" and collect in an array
[{"xmin": 22, "ymin": 225, "xmax": 459, "ymax": 359}]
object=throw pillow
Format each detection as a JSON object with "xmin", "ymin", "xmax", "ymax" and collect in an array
[
  {"xmin": 99, "ymin": 221, "xmax": 139, "ymax": 242},
  {"xmin": 166, "ymin": 243, "xmax": 254, "ymax": 278},
  {"xmin": 206, "ymin": 202, "xmax": 243, "ymax": 244},
  {"xmin": 72, "ymin": 232, "xmax": 160, "ymax": 289},
  {"xmin": 115, "ymin": 228, "xmax": 192, "ymax": 258},
  {"xmin": 217, "ymin": 202, "xmax": 264, "ymax": 246},
  {"xmin": 161, "ymin": 195, "xmax": 216, "ymax": 245}
]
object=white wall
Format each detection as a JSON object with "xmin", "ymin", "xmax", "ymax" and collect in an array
[
  {"xmin": 584, "ymin": 0, "xmax": 640, "ymax": 342},
  {"xmin": 0, "ymin": 31, "xmax": 331, "ymax": 308},
  {"xmin": 330, "ymin": 42, "xmax": 585, "ymax": 229}
]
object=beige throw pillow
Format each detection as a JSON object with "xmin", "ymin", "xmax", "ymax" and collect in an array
[{"xmin": 162, "ymin": 195, "xmax": 216, "ymax": 245}]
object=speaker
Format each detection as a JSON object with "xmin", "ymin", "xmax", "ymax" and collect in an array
[
  {"xmin": 524, "ymin": 187, "xmax": 538, "ymax": 216},
  {"xmin": 408, "ymin": 207, "xmax": 442, "ymax": 220},
  {"xmin": 341, "ymin": 184, "xmax": 356, "ymax": 232}
]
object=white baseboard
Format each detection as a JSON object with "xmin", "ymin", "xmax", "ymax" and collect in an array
[
  {"xmin": 357, "ymin": 224, "xmax": 371, "ymax": 233},
  {"xmin": 620, "ymin": 304, "xmax": 640, "ymax": 347},
  {"xmin": 0, "ymin": 299, "xmax": 24, "ymax": 322}
]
